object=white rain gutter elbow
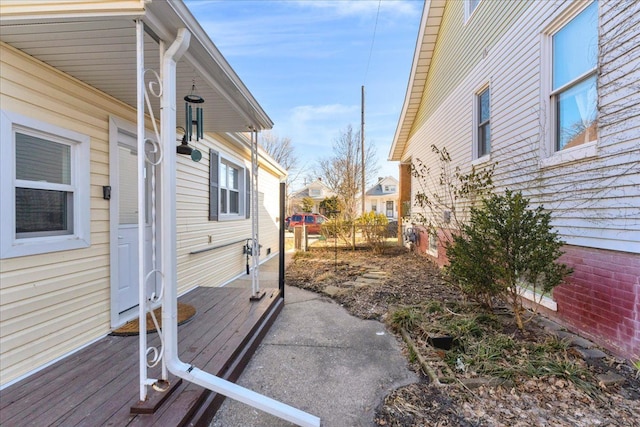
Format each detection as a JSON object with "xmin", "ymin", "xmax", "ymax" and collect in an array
[{"xmin": 159, "ymin": 28, "xmax": 320, "ymax": 427}]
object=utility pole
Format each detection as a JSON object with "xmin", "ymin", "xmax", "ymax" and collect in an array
[{"xmin": 361, "ymin": 85, "xmax": 365, "ymax": 215}]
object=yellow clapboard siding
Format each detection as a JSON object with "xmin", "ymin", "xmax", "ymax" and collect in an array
[
  {"xmin": 1, "ymin": 283, "xmax": 108, "ymax": 338},
  {"xmin": 411, "ymin": 0, "xmax": 529, "ymax": 136},
  {"xmin": 0, "ymin": 311, "xmax": 109, "ymax": 384},
  {"xmin": 0, "ymin": 0, "xmax": 145, "ymax": 18},
  {"xmin": 0, "ymin": 253, "xmax": 109, "ymax": 300}
]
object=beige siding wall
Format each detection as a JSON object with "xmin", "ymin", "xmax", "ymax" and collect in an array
[
  {"xmin": 0, "ymin": 43, "xmax": 128, "ymax": 385},
  {"xmin": 0, "ymin": 43, "xmax": 285, "ymax": 386},
  {"xmin": 0, "ymin": 1, "xmax": 145, "ymax": 18},
  {"xmin": 403, "ymin": 1, "xmax": 639, "ymax": 253},
  {"xmin": 258, "ymin": 167, "xmax": 284, "ymax": 258},
  {"xmin": 175, "ymin": 139, "xmax": 284, "ymax": 295}
]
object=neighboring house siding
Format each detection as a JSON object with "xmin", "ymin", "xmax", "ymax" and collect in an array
[
  {"xmin": 405, "ymin": 1, "xmax": 639, "ymax": 252},
  {"xmin": 402, "ymin": 1, "xmax": 639, "ymax": 359},
  {"xmin": 549, "ymin": 0, "xmax": 640, "ymax": 358},
  {"xmin": 0, "ymin": 43, "xmax": 119, "ymax": 384},
  {"xmin": 410, "ymin": 0, "xmax": 529, "ymax": 140}
]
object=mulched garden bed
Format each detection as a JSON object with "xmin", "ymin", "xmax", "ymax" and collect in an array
[{"xmin": 285, "ymin": 244, "xmax": 640, "ymax": 426}]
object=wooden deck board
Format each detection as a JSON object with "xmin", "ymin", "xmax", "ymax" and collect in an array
[{"xmin": 0, "ymin": 286, "xmax": 282, "ymax": 427}]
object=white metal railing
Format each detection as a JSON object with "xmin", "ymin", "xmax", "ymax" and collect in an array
[{"xmin": 135, "ymin": 20, "xmax": 319, "ymax": 426}]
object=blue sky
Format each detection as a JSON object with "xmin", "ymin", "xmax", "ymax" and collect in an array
[{"xmin": 185, "ymin": 0, "xmax": 423, "ymax": 186}]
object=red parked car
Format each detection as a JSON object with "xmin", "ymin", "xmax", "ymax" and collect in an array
[{"xmin": 287, "ymin": 213, "xmax": 327, "ymax": 234}]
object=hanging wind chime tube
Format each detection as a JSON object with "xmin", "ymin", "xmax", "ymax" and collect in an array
[
  {"xmin": 178, "ymin": 80, "xmax": 204, "ymax": 162},
  {"xmin": 184, "ymin": 81, "xmax": 204, "ymax": 141}
]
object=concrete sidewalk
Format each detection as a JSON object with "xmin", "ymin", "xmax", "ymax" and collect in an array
[{"xmin": 212, "ymin": 252, "xmax": 418, "ymax": 426}]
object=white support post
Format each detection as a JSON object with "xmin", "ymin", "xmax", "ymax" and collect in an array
[
  {"xmin": 135, "ymin": 18, "xmax": 148, "ymax": 403},
  {"xmin": 251, "ymin": 129, "xmax": 262, "ymax": 299},
  {"xmin": 156, "ymin": 28, "xmax": 319, "ymax": 427}
]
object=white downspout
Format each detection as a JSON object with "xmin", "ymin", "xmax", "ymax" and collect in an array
[
  {"xmin": 160, "ymin": 29, "xmax": 320, "ymax": 427},
  {"xmin": 251, "ymin": 128, "xmax": 261, "ymax": 298}
]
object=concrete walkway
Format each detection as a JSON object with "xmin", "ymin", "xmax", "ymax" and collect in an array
[{"xmin": 211, "ymin": 252, "xmax": 418, "ymax": 426}]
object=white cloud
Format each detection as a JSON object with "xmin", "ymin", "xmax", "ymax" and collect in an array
[{"xmin": 293, "ymin": 0, "xmax": 419, "ymax": 18}]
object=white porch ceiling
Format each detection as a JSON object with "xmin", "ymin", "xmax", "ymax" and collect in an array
[{"xmin": 0, "ymin": 3, "xmax": 273, "ymax": 133}]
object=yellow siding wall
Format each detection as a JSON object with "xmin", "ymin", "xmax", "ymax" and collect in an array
[
  {"xmin": 0, "ymin": 42, "xmax": 127, "ymax": 385},
  {"xmin": 175, "ymin": 139, "xmax": 284, "ymax": 296},
  {"xmin": 410, "ymin": 0, "xmax": 529, "ymax": 141},
  {"xmin": 0, "ymin": 43, "xmax": 285, "ymax": 386},
  {"xmin": 0, "ymin": 1, "xmax": 145, "ymax": 19}
]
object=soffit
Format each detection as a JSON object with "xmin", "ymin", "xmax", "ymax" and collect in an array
[
  {"xmin": 0, "ymin": 1, "xmax": 273, "ymax": 133},
  {"xmin": 388, "ymin": 0, "xmax": 445, "ymax": 161}
]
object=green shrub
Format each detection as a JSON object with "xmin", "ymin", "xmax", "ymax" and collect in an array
[
  {"xmin": 389, "ymin": 307, "xmax": 422, "ymax": 332},
  {"xmin": 357, "ymin": 212, "xmax": 389, "ymax": 252},
  {"xmin": 445, "ymin": 190, "xmax": 572, "ymax": 330}
]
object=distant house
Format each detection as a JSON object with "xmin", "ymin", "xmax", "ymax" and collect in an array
[
  {"xmin": 289, "ymin": 178, "xmax": 335, "ymax": 214},
  {"xmin": 0, "ymin": 0, "xmax": 284, "ymax": 388},
  {"xmin": 365, "ymin": 176, "xmax": 399, "ymax": 220},
  {"xmin": 390, "ymin": 0, "xmax": 639, "ymax": 360}
]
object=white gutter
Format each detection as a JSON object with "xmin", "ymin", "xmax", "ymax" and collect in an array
[
  {"xmin": 388, "ymin": 0, "xmax": 431, "ymax": 162},
  {"xmin": 159, "ymin": 28, "xmax": 320, "ymax": 427}
]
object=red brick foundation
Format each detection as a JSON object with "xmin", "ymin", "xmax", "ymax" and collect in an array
[
  {"xmin": 416, "ymin": 232, "xmax": 639, "ymax": 361},
  {"xmin": 552, "ymin": 245, "xmax": 639, "ymax": 361}
]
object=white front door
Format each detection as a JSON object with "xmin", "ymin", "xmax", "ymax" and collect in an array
[{"xmin": 116, "ymin": 131, "xmax": 152, "ymax": 314}]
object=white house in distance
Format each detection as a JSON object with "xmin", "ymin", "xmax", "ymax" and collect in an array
[
  {"xmin": 289, "ymin": 178, "xmax": 335, "ymax": 214},
  {"xmin": 0, "ymin": 0, "xmax": 286, "ymax": 389},
  {"xmin": 364, "ymin": 176, "xmax": 399, "ymax": 220},
  {"xmin": 390, "ymin": 0, "xmax": 639, "ymax": 360}
]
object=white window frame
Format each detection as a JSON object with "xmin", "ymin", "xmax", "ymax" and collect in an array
[
  {"xmin": 464, "ymin": 0, "xmax": 482, "ymax": 23},
  {"xmin": 309, "ymin": 188, "xmax": 321, "ymax": 197},
  {"xmin": 540, "ymin": 1, "xmax": 598, "ymax": 168},
  {"xmin": 1, "ymin": 110, "xmax": 90, "ymax": 258},
  {"xmin": 385, "ymin": 200, "xmax": 394, "ymax": 218},
  {"xmin": 427, "ymin": 230, "xmax": 438, "ymax": 257},
  {"xmin": 218, "ymin": 153, "xmax": 246, "ymax": 220},
  {"xmin": 472, "ymin": 83, "xmax": 491, "ymax": 162}
]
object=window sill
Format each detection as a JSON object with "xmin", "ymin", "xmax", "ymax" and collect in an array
[
  {"xmin": 471, "ymin": 153, "xmax": 491, "ymax": 166},
  {"xmin": 540, "ymin": 141, "xmax": 597, "ymax": 168},
  {"xmin": 218, "ymin": 214, "xmax": 246, "ymax": 222},
  {"xmin": 518, "ymin": 286, "xmax": 557, "ymax": 311},
  {"xmin": 1, "ymin": 235, "xmax": 90, "ymax": 259}
]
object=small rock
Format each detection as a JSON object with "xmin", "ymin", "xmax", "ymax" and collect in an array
[
  {"xmin": 322, "ymin": 285, "xmax": 345, "ymax": 297},
  {"xmin": 573, "ymin": 347, "xmax": 607, "ymax": 359},
  {"xmin": 596, "ymin": 371, "xmax": 626, "ymax": 387}
]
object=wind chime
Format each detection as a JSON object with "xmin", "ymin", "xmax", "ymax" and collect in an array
[{"xmin": 176, "ymin": 80, "xmax": 204, "ymax": 162}]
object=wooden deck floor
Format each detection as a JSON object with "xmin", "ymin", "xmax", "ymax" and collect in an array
[{"xmin": 0, "ymin": 286, "xmax": 283, "ymax": 427}]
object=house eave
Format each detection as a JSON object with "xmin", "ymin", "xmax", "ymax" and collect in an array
[
  {"xmin": 388, "ymin": 0, "xmax": 445, "ymax": 162},
  {"xmin": 0, "ymin": 0, "xmax": 273, "ymax": 133}
]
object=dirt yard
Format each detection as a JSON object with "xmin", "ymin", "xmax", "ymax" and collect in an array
[{"xmin": 285, "ymin": 243, "xmax": 640, "ymax": 427}]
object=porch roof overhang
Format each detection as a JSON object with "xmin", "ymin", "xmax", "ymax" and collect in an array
[
  {"xmin": 0, "ymin": 0, "xmax": 274, "ymax": 133},
  {"xmin": 388, "ymin": 0, "xmax": 445, "ymax": 162}
]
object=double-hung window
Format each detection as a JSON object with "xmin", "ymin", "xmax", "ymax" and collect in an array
[
  {"xmin": 464, "ymin": 0, "xmax": 481, "ymax": 22},
  {"xmin": 551, "ymin": 1, "xmax": 598, "ymax": 151},
  {"xmin": 220, "ymin": 160, "xmax": 240, "ymax": 215},
  {"xmin": 209, "ymin": 149, "xmax": 249, "ymax": 221},
  {"xmin": 1, "ymin": 110, "xmax": 90, "ymax": 258},
  {"xmin": 475, "ymin": 86, "xmax": 491, "ymax": 158}
]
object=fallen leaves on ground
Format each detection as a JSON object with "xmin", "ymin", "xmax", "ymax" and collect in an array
[{"xmin": 286, "ymin": 245, "xmax": 640, "ymax": 427}]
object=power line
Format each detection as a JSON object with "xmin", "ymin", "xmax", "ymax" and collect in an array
[{"xmin": 363, "ymin": 0, "xmax": 382, "ymax": 85}]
